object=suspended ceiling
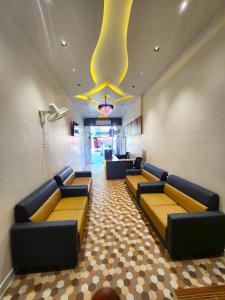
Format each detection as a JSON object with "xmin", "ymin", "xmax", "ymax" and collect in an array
[{"xmin": 2, "ymin": 0, "xmax": 225, "ymax": 118}]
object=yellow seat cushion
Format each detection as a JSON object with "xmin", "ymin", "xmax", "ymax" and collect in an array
[
  {"xmin": 142, "ymin": 169, "xmax": 159, "ymax": 182},
  {"xmin": 63, "ymin": 172, "xmax": 75, "ymax": 185},
  {"xmin": 142, "ymin": 204, "xmax": 187, "ymax": 239},
  {"xmin": 29, "ymin": 189, "xmax": 61, "ymax": 222},
  {"xmin": 126, "ymin": 175, "xmax": 149, "ymax": 196},
  {"xmin": 71, "ymin": 177, "xmax": 92, "ymax": 191},
  {"xmin": 164, "ymin": 184, "xmax": 207, "ymax": 212},
  {"xmin": 140, "ymin": 193, "xmax": 176, "ymax": 208},
  {"xmin": 46, "ymin": 209, "xmax": 86, "ymax": 239},
  {"xmin": 54, "ymin": 196, "xmax": 88, "ymax": 211}
]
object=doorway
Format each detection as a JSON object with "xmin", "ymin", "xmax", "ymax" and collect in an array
[{"xmin": 89, "ymin": 126, "xmax": 121, "ymax": 164}]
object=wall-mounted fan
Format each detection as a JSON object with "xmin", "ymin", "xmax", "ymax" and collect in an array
[{"xmin": 39, "ymin": 103, "xmax": 69, "ymax": 126}]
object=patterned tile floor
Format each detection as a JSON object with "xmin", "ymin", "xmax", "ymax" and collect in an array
[{"xmin": 2, "ymin": 164, "xmax": 225, "ymax": 300}]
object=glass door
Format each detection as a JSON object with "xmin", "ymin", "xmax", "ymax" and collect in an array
[{"xmin": 89, "ymin": 126, "xmax": 121, "ymax": 164}]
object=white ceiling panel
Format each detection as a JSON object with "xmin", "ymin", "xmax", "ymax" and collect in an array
[{"xmin": 2, "ymin": 0, "xmax": 225, "ymax": 118}]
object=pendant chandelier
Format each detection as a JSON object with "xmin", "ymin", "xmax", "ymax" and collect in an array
[{"xmin": 98, "ymin": 95, "xmax": 114, "ymax": 116}]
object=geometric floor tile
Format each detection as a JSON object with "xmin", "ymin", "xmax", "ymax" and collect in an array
[{"xmin": 2, "ymin": 164, "xmax": 225, "ymax": 300}]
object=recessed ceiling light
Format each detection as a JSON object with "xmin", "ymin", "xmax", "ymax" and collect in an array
[
  {"xmin": 77, "ymin": 83, "xmax": 82, "ymax": 86},
  {"xmin": 132, "ymin": 85, "xmax": 135, "ymax": 88},
  {"xmin": 72, "ymin": 68, "xmax": 76, "ymax": 72},
  {"xmin": 180, "ymin": 0, "xmax": 188, "ymax": 13},
  {"xmin": 61, "ymin": 40, "xmax": 67, "ymax": 47},
  {"xmin": 140, "ymin": 71, "xmax": 144, "ymax": 75},
  {"xmin": 153, "ymin": 46, "xmax": 160, "ymax": 52}
]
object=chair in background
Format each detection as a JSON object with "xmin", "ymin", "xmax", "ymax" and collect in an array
[
  {"xmin": 114, "ymin": 152, "xmax": 130, "ymax": 159},
  {"xmin": 125, "ymin": 152, "xmax": 130, "ymax": 159},
  {"xmin": 133, "ymin": 157, "xmax": 142, "ymax": 169},
  {"xmin": 127, "ymin": 156, "xmax": 143, "ymax": 169}
]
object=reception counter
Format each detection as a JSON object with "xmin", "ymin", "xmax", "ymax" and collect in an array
[{"xmin": 105, "ymin": 155, "xmax": 133, "ymax": 179}]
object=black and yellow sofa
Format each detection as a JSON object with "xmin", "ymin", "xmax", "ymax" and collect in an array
[
  {"xmin": 54, "ymin": 166, "xmax": 92, "ymax": 194},
  {"xmin": 139, "ymin": 175, "xmax": 225, "ymax": 258},
  {"xmin": 11, "ymin": 179, "xmax": 88, "ymax": 273},
  {"xmin": 125, "ymin": 163, "xmax": 168, "ymax": 200}
]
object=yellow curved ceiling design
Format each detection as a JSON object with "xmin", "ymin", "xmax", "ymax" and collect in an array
[
  {"xmin": 91, "ymin": 0, "xmax": 133, "ymax": 85},
  {"xmin": 74, "ymin": 0, "xmax": 134, "ymax": 107}
]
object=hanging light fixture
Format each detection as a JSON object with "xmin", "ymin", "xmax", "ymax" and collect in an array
[{"xmin": 98, "ymin": 95, "xmax": 114, "ymax": 116}]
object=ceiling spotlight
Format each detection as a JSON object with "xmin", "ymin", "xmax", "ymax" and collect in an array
[
  {"xmin": 61, "ymin": 40, "xmax": 67, "ymax": 47},
  {"xmin": 153, "ymin": 46, "xmax": 160, "ymax": 52},
  {"xmin": 77, "ymin": 83, "xmax": 82, "ymax": 87},
  {"xmin": 72, "ymin": 68, "xmax": 76, "ymax": 72},
  {"xmin": 132, "ymin": 85, "xmax": 135, "ymax": 88},
  {"xmin": 180, "ymin": 0, "xmax": 188, "ymax": 13},
  {"xmin": 140, "ymin": 71, "xmax": 144, "ymax": 75}
]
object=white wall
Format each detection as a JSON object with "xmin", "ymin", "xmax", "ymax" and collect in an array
[
  {"xmin": 0, "ymin": 5, "xmax": 85, "ymax": 283},
  {"xmin": 142, "ymin": 12, "xmax": 225, "ymax": 211}
]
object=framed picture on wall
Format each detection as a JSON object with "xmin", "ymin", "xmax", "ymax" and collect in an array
[{"xmin": 123, "ymin": 116, "xmax": 142, "ymax": 137}]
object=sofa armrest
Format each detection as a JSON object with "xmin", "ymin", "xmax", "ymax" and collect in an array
[
  {"xmin": 136, "ymin": 181, "xmax": 166, "ymax": 201},
  {"xmin": 60, "ymin": 185, "xmax": 88, "ymax": 197},
  {"xmin": 75, "ymin": 171, "xmax": 92, "ymax": 178},
  {"xmin": 126, "ymin": 169, "xmax": 142, "ymax": 176},
  {"xmin": 167, "ymin": 211, "xmax": 225, "ymax": 259},
  {"xmin": 11, "ymin": 221, "xmax": 79, "ymax": 272}
]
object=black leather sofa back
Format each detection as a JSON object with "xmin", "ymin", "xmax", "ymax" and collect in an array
[
  {"xmin": 54, "ymin": 166, "xmax": 73, "ymax": 186},
  {"xmin": 167, "ymin": 175, "xmax": 219, "ymax": 211},
  {"xmin": 143, "ymin": 163, "xmax": 168, "ymax": 181},
  {"xmin": 15, "ymin": 180, "xmax": 58, "ymax": 222}
]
